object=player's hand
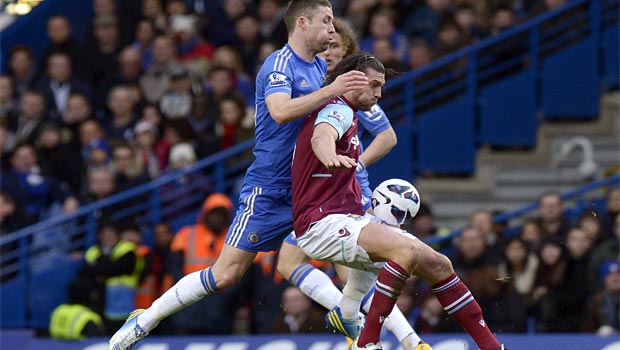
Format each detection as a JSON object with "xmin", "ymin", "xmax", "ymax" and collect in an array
[
  {"xmin": 328, "ymin": 71, "xmax": 368, "ymax": 97},
  {"xmin": 324, "ymin": 155, "xmax": 357, "ymax": 170}
]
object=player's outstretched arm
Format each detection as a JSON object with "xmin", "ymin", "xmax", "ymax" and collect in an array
[
  {"xmin": 359, "ymin": 126, "xmax": 397, "ymax": 169},
  {"xmin": 267, "ymin": 71, "xmax": 368, "ymax": 124},
  {"xmin": 311, "ymin": 123, "xmax": 356, "ymax": 170}
]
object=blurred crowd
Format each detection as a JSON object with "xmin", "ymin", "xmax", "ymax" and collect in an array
[
  {"xmin": 0, "ymin": 0, "xmax": 574, "ymax": 225},
  {"xmin": 1, "ymin": 0, "xmax": 616, "ymax": 341}
]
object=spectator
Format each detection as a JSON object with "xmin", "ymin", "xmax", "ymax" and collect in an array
[
  {"xmin": 6, "ymin": 46, "xmax": 37, "ymax": 100},
  {"xmin": 104, "ymin": 85, "xmax": 139, "ymax": 143},
  {"xmin": 407, "ymin": 38, "xmax": 433, "ymax": 70},
  {"xmin": 203, "ymin": 0, "xmax": 250, "ymax": 47},
  {"xmin": 84, "ymin": 15, "xmax": 124, "ymax": 102},
  {"xmin": 119, "ymin": 225, "xmax": 154, "ymax": 309},
  {"xmin": 402, "ymin": 0, "xmax": 455, "ymax": 46},
  {"xmin": 78, "ymin": 119, "xmax": 111, "ymax": 169},
  {"xmin": 187, "ymin": 93, "xmax": 218, "ymax": 147},
  {"xmin": 497, "ymin": 236, "xmax": 539, "ymax": 299},
  {"xmin": 110, "ymin": 142, "xmax": 149, "ymax": 192},
  {"xmin": 139, "ymin": 35, "xmax": 182, "ymax": 104},
  {"xmin": 582, "ymin": 260, "xmax": 620, "ymax": 335},
  {"xmin": 90, "ymin": 0, "xmax": 134, "ymax": 45},
  {"xmin": 82, "ymin": 166, "xmax": 117, "ymax": 205},
  {"xmin": 216, "ymin": 94, "xmax": 253, "ymax": 150},
  {"xmin": 211, "ymin": 46, "xmax": 255, "ymax": 106},
  {"xmin": 600, "ymin": 187, "xmax": 620, "ymax": 236},
  {"xmin": 257, "ymin": 0, "xmax": 287, "ymax": 47},
  {"xmin": 468, "ymin": 208, "xmax": 504, "ymax": 255},
  {"xmin": 49, "ymin": 278, "xmax": 105, "ymax": 339},
  {"xmin": 233, "ymin": 14, "xmax": 264, "ymax": 77},
  {"xmin": 454, "ymin": 3, "xmax": 485, "ymax": 41},
  {"xmin": 80, "ymin": 223, "xmax": 138, "ymax": 333},
  {"xmin": 255, "ymin": 40, "xmax": 279, "ymax": 74},
  {"xmin": 432, "ymin": 17, "xmax": 471, "ymax": 58},
  {"xmin": 578, "ymin": 210, "xmax": 608, "ymax": 248},
  {"xmin": 13, "ymin": 90, "xmax": 48, "ymax": 145},
  {"xmin": 530, "ymin": 236, "xmax": 569, "ymax": 332},
  {"xmin": 132, "ymin": 120, "xmax": 162, "ymax": 179},
  {"xmin": 34, "ymin": 121, "xmax": 83, "ymax": 194},
  {"xmin": 360, "ymin": 7, "xmax": 409, "ymax": 62},
  {"xmin": 61, "ymin": 93, "xmax": 94, "ymax": 148},
  {"xmin": 543, "ymin": 227, "xmax": 594, "ymax": 332},
  {"xmin": 35, "ymin": 51, "xmax": 92, "ymax": 121},
  {"xmin": 165, "ymin": 0, "xmax": 189, "ymax": 16},
  {"xmin": 151, "ymin": 222, "xmax": 175, "ymax": 301},
  {"xmin": 0, "ymin": 144, "xmax": 79, "ymax": 219},
  {"xmin": 535, "ymin": 190, "xmax": 572, "ymax": 241},
  {"xmin": 450, "ymin": 226, "xmax": 500, "ymax": 278},
  {"xmin": 170, "ymin": 14, "xmax": 215, "ymax": 79},
  {"xmin": 0, "ymin": 75, "xmax": 18, "ymax": 125},
  {"xmin": 371, "ymin": 38, "xmax": 409, "ymax": 73},
  {"xmin": 97, "ymin": 46, "xmax": 144, "ymax": 111},
  {"xmin": 588, "ymin": 213, "xmax": 620, "ymax": 293},
  {"xmin": 39, "ymin": 15, "xmax": 86, "ymax": 80},
  {"xmin": 167, "ymin": 142, "xmax": 197, "ymax": 171},
  {"xmin": 519, "ymin": 218, "xmax": 545, "ymax": 251},
  {"xmin": 0, "ymin": 191, "xmax": 36, "ymax": 234},
  {"xmin": 0, "ymin": 126, "xmax": 16, "ymax": 170},
  {"xmin": 159, "ymin": 66, "xmax": 194, "ymax": 120},
  {"xmin": 132, "ymin": 20, "xmax": 158, "ymax": 71},
  {"xmin": 141, "ymin": 0, "xmax": 168, "ymax": 33},
  {"xmin": 271, "ymin": 286, "xmax": 328, "ymax": 334},
  {"xmin": 168, "ymin": 193, "xmax": 249, "ymax": 334},
  {"xmin": 489, "ymin": 6, "xmax": 517, "ymax": 36}
]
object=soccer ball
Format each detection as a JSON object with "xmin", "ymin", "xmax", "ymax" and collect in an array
[{"xmin": 371, "ymin": 178, "xmax": 421, "ymax": 226}]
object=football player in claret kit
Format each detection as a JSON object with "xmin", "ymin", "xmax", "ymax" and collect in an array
[
  {"xmin": 108, "ymin": 1, "xmax": 369, "ymax": 349},
  {"xmin": 291, "ymin": 52, "xmax": 506, "ymax": 350},
  {"xmin": 277, "ymin": 19, "xmax": 431, "ymax": 350}
]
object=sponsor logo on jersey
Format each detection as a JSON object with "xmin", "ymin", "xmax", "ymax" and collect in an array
[{"xmin": 268, "ymin": 72, "xmax": 288, "ymax": 87}]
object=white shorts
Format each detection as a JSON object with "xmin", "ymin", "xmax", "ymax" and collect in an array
[{"xmin": 296, "ymin": 213, "xmax": 417, "ymax": 273}]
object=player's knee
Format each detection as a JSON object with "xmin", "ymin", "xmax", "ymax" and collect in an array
[
  {"xmin": 419, "ymin": 251, "xmax": 454, "ymax": 282},
  {"xmin": 213, "ymin": 267, "xmax": 246, "ymax": 290},
  {"xmin": 276, "ymin": 256, "xmax": 294, "ymax": 280}
]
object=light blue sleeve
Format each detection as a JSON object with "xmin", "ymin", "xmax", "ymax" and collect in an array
[{"xmin": 315, "ymin": 103, "xmax": 354, "ymax": 141}]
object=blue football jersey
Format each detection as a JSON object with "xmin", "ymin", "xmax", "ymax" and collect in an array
[
  {"xmin": 244, "ymin": 44, "xmax": 328, "ymax": 188},
  {"xmin": 355, "ymin": 103, "xmax": 392, "ymax": 198}
]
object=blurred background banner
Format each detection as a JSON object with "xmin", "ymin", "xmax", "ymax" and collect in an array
[{"xmin": 3, "ymin": 332, "xmax": 619, "ymax": 350}]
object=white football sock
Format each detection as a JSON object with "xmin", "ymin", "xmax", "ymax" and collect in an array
[
  {"xmin": 139, "ymin": 270, "xmax": 210, "ymax": 331},
  {"xmin": 362, "ymin": 290, "xmax": 421, "ymax": 344},
  {"xmin": 340, "ymin": 269, "xmax": 377, "ymax": 319},
  {"xmin": 296, "ymin": 267, "xmax": 343, "ymax": 310}
]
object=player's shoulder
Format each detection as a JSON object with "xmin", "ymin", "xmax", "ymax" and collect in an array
[{"xmin": 319, "ymin": 98, "xmax": 355, "ymax": 119}]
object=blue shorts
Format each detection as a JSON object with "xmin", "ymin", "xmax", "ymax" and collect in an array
[{"xmin": 224, "ymin": 184, "xmax": 293, "ymax": 252}]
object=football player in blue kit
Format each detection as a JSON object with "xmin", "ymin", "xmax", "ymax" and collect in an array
[{"xmin": 108, "ymin": 1, "xmax": 369, "ymax": 349}]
